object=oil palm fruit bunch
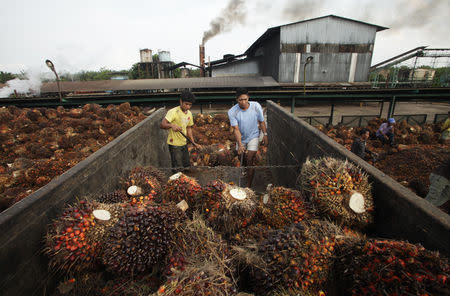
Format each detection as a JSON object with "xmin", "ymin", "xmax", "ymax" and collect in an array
[
  {"xmin": 196, "ymin": 179, "xmax": 226, "ymax": 222},
  {"xmin": 94, "ymin": 189, "xmax": 128, "ymax": 204},
  {"xmin": 45, "ymin": 200, "xmax": 122, "ymax": 274},
  {"xmin": 298, "ymin": 157, "xmax": 374, "ymax": 229},
  {"xmin": 52, "ymin": 272, "xmax": 106, "ymax": 296},
  {"xmin": 126, "ymin": 166, "xmax": 164, "ymax": 203},
  {"xmin": 334, "ymin": 238, "xmax": 449, "ymax": 296},
  {"xmin": 229, "ymin": 223, "xmax": 270, "ymax": 245},
  {"xmin": 154, "ymin": 262, "xmax": 236, "ymax": 296},
  {"xmin": 162, "ymin": 173, "xmax": 202, "ymax": 206},
  {"xmin": 102, "ymin": 202, "xmax": 186, "ymax": 275},
  {"xmin": 237, "ymin": 220, "xmax": 341, "ymax": 295},
  {"xmin": 127, "ymin": 165, "xmax": 167, "ymax": 186},
  {"xmin": 161, "ymin": 215, "xmax": 235, "ymax": 295},
  {"xmin": 168, "ymin": 212, "xmax": 233, "ymax": 270},
  {"xmin": 260, "ymin": 185, "xmax": 315, "ymax": 229},
  {"xmin": 203, "ymin": 182, "xmax": 258, "ymax": 238}
]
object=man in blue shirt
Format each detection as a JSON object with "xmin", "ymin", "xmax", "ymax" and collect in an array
[{"xmin": 228, "ymin": 88, "xmax": 268, "ymax": 188}]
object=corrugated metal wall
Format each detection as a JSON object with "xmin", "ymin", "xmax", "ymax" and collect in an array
[
  {"xmin": 280, "ymin": 17, "xmax": 377, "ymax": 44},
  {"xmin": 260, "ymin": 32, "xmax": 280, "ymax": 80},
  {"xmin": 212, "ymin": 58, "xmax": 261, "ymax": 77},
  {"xmin": 278, "ymin": 16, "xmax": 378, "ymax": 83}
]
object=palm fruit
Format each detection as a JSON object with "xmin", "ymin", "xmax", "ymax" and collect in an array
[
  {"xmin": 235, "ymin": 220, "xmax": 342, "ymax": 295},
  {"xmin": 199, "ymin": 180, "xmax": 258, "ymax": 238},
  {"xmin": 102, "ymin": 202, "xmax": 185, "ymax": 275},
  {"xmin": 126, "ymin": 166, "xmax": 164, "ymax": 203},
  {"xmin": 162, "ymin": 173, "xmax": 202, "ymax": 206},
  {"xmin": 194, "ymin": 113, "xmax": 206, "ymax": 126},
  {"xmin": 298, "ymin": 157, "xmax": 374, "ymax": 229},
  {"xmin": 95, "ymin": 189, "xmax": 128, "ymax": 204},
  {"xmin": 189, "ymin": 143, "xmax": 235, "ymax": 166},
  {"xmin": 195, "ymin": 179, "xmax": 226, "ymax": 221},
  {"xmin": 127, "ymin": 165, "xmax": 168, "ymax": 186},
  {"xmin": 229, "ymin": 223, "xmax": 270, "ymax": 245},
  {"xmin": 51, "ymin": 272, "xmax": 106, "ymax": 296},
  {"xmin": 45, "ymin": 200, "xmax": 122, "ymax": 274},
  {"xmin": 100, "ymin": 274, "xmax": 161, "ymax": 296},
  {"xmin": 260, "ymin": 185, "xmax": 314, "ymax": 229},
  {"xmin": 334, "ymin": 238, "xmax": 450, "ymax": 296},
  {"xmin": 167, "ymin": 212, "xmax": 233, "ymax": 272},
  {"xmin": 155, "ymin": 263, "xmax": 236, "ymax": 296}
]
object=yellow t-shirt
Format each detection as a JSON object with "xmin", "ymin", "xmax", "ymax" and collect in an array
[
  {"xmin": 165, "ymin": 106, "xmax": 194, "ymax": 146},
  {"xmin": 442, "ymin": 118, "xmax": 450, "ymax": 133}
]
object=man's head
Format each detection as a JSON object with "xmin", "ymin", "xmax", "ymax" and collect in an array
[
  {"xmin": 236, "ymin": 87, "xmax": 250, "ymax": 110},
  {"xmin": 388, "ymin": 118, "xmax": 396, "ymax": 126},
  {"xmin": 359, "ymin": 128, "xmax": 370, "ymax": 140},
  {"xmin": 180, "ymin": 90, "xmax": 196, "ymax": 112}
]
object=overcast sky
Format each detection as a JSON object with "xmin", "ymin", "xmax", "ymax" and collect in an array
[{"xmin": 0, "ymin": 0, "xmax": 448, "ymax": 76}]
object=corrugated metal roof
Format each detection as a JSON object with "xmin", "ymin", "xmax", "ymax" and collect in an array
[
  {"xmin": 40, "ymin": 76, "xmax": 279, "ymax": 93},
  {"xmin": 245, "ymin": 15, "xmax": 388, "ymax": 55}
]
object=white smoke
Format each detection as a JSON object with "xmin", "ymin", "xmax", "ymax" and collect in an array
[{"xmin": 0, "ymin": 69, "xmax": 42, "ymax": 98}]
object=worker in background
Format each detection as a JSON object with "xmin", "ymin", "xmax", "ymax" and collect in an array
[
  {"xmin": 228, "ymin": 87, "xmax": 268, "ymax": 188},
  {"xmin": 376, "ymin": 118, "xmax": 396, "ymax": 147},
  {"xmin": 425, "ymin": 158, "xmax": 450, "ymax": 207},
  {"xmin": 160, "ymin": 90, "xmax": 201, "ymax": 170},
  {"xmin": 440, "ymin": 111, "xmax": 450, "ymax": 142},
  {"xmin": 351, "ymin": 128, "xmax": 377, "ymax": 161}
]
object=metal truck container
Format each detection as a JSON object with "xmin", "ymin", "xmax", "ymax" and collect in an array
[{"xmin": 0, "ymin": 101, "xmax": 448, "ymax": 295}]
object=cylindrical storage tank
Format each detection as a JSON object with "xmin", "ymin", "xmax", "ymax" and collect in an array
[
  {"xmin": 180, "ymin": 68, "xmax": 190, "ymax": 78},
  {"xmin": 158, "ymin": 50, "xmax": 171, "ymax": 62},
  {"xmin": 140, "ymin": 49, "xmax": 153, "ymax": 63}
]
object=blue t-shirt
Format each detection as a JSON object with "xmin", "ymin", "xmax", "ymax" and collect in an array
[{"xmin": 228, "ymin": 101, "xmax": 264, "ymax": 144}]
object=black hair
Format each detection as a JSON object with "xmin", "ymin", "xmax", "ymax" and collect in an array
[
  {"xmin": 180, "ymin": 89, "xmax": 196, "ymax": 103},
  {"xmin": 359, "ymin": 128, "xmax": 370, "ymax": 136},
  {"xmin": 236, "ymin": 87, "xmax": 249, "ymax": 99}
]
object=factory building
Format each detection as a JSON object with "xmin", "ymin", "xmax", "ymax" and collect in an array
[{"xmin": 210, "ymin": 15, "xmax": 387, "ymax": 83}]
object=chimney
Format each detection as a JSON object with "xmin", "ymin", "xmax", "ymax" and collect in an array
[{"xmin": 199, "ymin": 45, "xmax": 205, "ymax": 77}]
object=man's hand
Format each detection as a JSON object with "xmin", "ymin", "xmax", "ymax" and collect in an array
[
  {"xmin": 261, "ymin": 135, "xmax": 268, "ymax": 146},
  {"xmin": 237, "ymin": 144, "xmax": 245, "ymax": 155},
  {"xmin": 193, "ymin": 143, "xmax": 202, "ymax": 149},
  {"xmin": 171, "ymin": 124, "xmax": 182, "ymax": 132}
]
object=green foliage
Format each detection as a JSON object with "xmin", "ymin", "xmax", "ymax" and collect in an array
[
  {"xmin": 0, "ymin": 71, "xmax": 16, "ymax": 83},
  {"xmin": 432, "ymin": 67, "xmax": 450, "ymax": 87},
  {"xmin": 189, "ymin": 68, "xmax": 201, "ymax": 77},
  {"xmin": 75, "ymin": 68, "xmax": 115, "ymax": 81},
  {"xmin": 129, "ymin": 63, "xmax": 150, "ymax": 79},
  {"xmin": 172, "ymin": 68, "xmax": 181, "ymax": 78}
]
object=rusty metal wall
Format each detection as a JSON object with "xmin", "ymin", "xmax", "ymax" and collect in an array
[
  {"xmin": 260, "ymin": 31, "xmax": 280, "ymax": 80},
  {"xmin": 211, "ymin": 58, "xmax": 261, "ymax": 77},
  {"xmin": 280, "ymin": 16, "xmax": 378, "ymax": 45},
  {"xmin": 278, "ymin": 16, "xmax": 377, "ymax": 83}
]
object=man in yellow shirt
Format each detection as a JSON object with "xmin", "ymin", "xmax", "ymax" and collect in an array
[
  {"xmin": 440, "ymin": 111, "xmax": 450, "ymax": 142},
  {"xmin": 160, "ymin": 90, "xmax": 200, "ymax": 169}
]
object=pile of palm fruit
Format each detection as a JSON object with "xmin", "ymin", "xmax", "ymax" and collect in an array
[
  {"xmin": 44, "ymin": 158, "xmax": 449, "ymax": 296},
  {"xmin": 0, "ymin": 103, "xmax": 147, "ymax": 212},
  {"xmin": 317, "ymin": 118, "xmax": 450, "ymax": 207},
  {"xmin": 189, "ymin": 113, "xmax": 267, "ymax": 167}
]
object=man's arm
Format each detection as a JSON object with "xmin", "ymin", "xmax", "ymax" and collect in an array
[
  {"xmin": 186, "ymin": 126, "xmax": 200, "ymax": 148},
  {"xmin": 259, "ymin": 121, "xmax": 268, "ymax": 146},
  {"xmin": 160, "ymin": 118, "xmax": 181, "ymax": 132},
  {"xmin": 233, "ymin": 125, "xmax": 244, "ymax": 154}
]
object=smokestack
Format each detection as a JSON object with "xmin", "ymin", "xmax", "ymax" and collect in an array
[{"xmin": 199, "ymin": 45, "xmax": 205, "ymax": 77}]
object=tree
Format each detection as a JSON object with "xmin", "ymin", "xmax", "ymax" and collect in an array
[{"xmin": 0, "ymin": 71, "xmax": 16, "ymax": 83}]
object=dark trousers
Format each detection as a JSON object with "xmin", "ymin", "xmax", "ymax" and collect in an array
[
  {"xmin": 168, "ymin": 144, "xmax": 190, "ymax": 169},
  {"xmin": 377, "ymin": 131, "xmax": 395, "ymax": 146}
]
